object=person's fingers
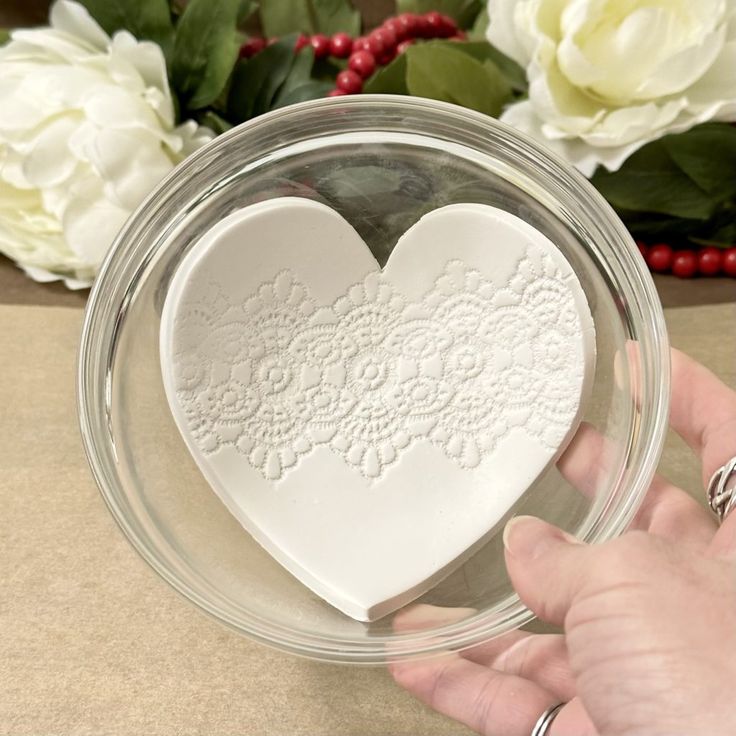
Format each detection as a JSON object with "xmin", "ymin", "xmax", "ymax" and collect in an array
[
  {"xmin": 392, "ymin": 603, "xmax": 476, "ymax": 633},
  {"xmin": 389, "ymin": 652, "xmax": 559, "ymax": 736},
  {"xmin": 631, "ymin": 474, "xmax": 716, "ymax": 551},
  {"xmin": 559, "ymin": 423, "xmax": 716, "ymax": 550},
  {"xmin": 391, "ymin": 605, "xmax": 578, "ymax": 733},
  {"xmin": 556, "ymin": 422, "xmax": 611, "ymax": 499},
  {"xmin": 669, "ymin": 348, "xmax": 736, "ymax": 483},
  {"xmin": 503, "ymin": 516, "xmax": 593, "ymax": 626},
  {"xmin": 393, "ymin": 604, "xmax": 577, "ymax": 701},
  {"xmin": 393, "ymin": 603, "xmax": 528, "ymax": 663},
  {"xmin": 462, "ymin": 632, "xmax": 576, "ymax": 701},
  {"xmin": 666, "ymin": 348, "xmax": 736, "ymax": 557},
  {"xmin": 550, "ymin": 698, "xmax": 598, "ymax": 736},
  {"xmin": 711, "ymin": 511, "xmax": 736, "ymax": 559}
]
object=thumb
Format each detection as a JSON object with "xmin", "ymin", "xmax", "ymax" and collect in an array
[{"xmin": 504, "ymin": 516, "xmax": 592, "ymax": 626}]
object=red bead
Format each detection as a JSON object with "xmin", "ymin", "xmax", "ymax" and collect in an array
[
  {"xmin": 647, "ymin": 243, "xmax": 673, "ymax": 273},
  {"xmin": 364, "ymin": 32, "xmax": 385, "ymax": 56},
  {"xmin": 239, "ymin": 37, "xmax": 266, "ymax": 58},
  {"xmin": 336, "ymin": 69, "xmax": 363, "ymax": 94},
  {"xmin": 415, "ymin": 14, "xmax": 432, "ymax": 38},
  {"xmin": 440, "ymin": 13, "xmax": 458, "ymax": 36},
  {"xmin": 424, "ymin": 11, "xmax": 455, "ymax": 38},
  {"xmin": 697, "ymin": 247, "xmax": 722, "ymax": 276},
  {"xmin": 329, "ymin": 32, "xmax": 353, "ymax": 58},
  {"xmin": 396, "ymin": 38, "xmax": 416, "ymax": 54},
  {"xmin": 348, "ymin": 50, "xmax": 376, "ymax": 78},
  {"xmin": 377, "ymin": 49, "xmax": 396, "ymax": 65},
  {"xmin": 327, "ymin": 88, "xmax": 348, "ymax": 97},
  {"xmin": 636, "ymin": 241, "xmax": 648, "ymax": 259},
  {"xmin": 383, "ymin": 17, "xmax": 409, "ymax": 42},
  {"xmin": 295, "ymin": 33, "xmax": 310, "ymax": 52},
  {"xmin": 371, "ymin": 27, "xmax": 397, "ymax": 52},
  {"xmin": 424, "ymin": 11, "xmax": 443, "ymax": 31},
  {"xmin": 672, "ymin": 250, "xmax": 698, "ymax": 278},
  {"xmin": 353, "ymin": 34, "xmax": 383, "ymax": 56},
  {"xmin": 397, "ymin": 12, "xmax": 420, "ymax": 38},
  {"xmin": 449, "ymin": 30, "xmax": 467, "ymax": 41},
  {"xmin": 723, "ymin": 247, "xmax": 736, "ymax": 277},
  {"xmin": 310, "ymin": 34, "xmax": 330, "ymax": 59}
]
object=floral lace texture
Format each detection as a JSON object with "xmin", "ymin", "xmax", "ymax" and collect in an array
[{"xmin": 170, "ymin": 250, "xmax": 587, "ymax": 481}]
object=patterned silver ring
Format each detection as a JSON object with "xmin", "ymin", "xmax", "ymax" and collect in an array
[
  {"xmin": 707, "ymin": 456, "xmax": 736, "ymax": 523},
  {"xmin": 531, "ymin": 702, "xmax": 566, "ymax": 736}
]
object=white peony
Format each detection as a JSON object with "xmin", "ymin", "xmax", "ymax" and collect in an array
[
  {"xmin": 488, "ymin": 0, "xmax": 736, "ymax": 176},
  {"xmin": 0, "ymin": 0, "xmax": 213, "ymax": 288}
]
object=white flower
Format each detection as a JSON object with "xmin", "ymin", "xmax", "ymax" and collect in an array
[
  {"xmin": 488, "ymin": 0, "xmax": 736, "ymax": 176},
  {"xmin": 0, "ymin": 0, "xmax": 213, "ymax": 288}
]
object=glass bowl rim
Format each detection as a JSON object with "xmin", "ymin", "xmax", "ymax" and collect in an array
[{"xmin": 77, "ymin": 95, "xmax": 671, "ymax": 663}]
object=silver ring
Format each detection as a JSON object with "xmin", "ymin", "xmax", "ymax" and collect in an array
[
  {"xmin": 531, "ymin": 702, "xmax": 565, "ymax": 736},
  {"xmin": 707, "ymin": 456, "xmax": 736, "ymax": 523}
]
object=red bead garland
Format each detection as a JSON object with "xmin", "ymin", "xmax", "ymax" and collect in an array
[
  {"xmin": 638, "ymin": 242, "xmax": 736, "ymax": 278},
  {"xmin": 671, "ymin": 250, "xmax": 698, "ymax": 279},
  {"xmin": 646, "ymin": 243, "xmax": 673, "ymax": 273},
  {"xmin": 238, "ymin": 10, "xmax": 460, "ymax": 96},
  {"xmin": 329, "ymin": 32, "xmax": 353, "ymax": 58},
  {"xmin": 348, "ymin": 50, "xmax": 376, "ymax": 79},
  {"xmin": 396, "ymin": 38, "xmax": 416, "ymax": 54},
  {"xmin": 237, "ymin": 14, "xmax": 736, "ymax": 275},
  {"xmin": 295, "ymin": 33, "xmax": 310, "ymax": 52},
  {"xmin": 723, "ymin": 248, "xmax": 736, "ymax": 277},
  {"xmin": 309, "ymin": 33, "xmax": 331, "ymax": 59},
  {"xmin": 336, "ymin": 69, "xmax": 363, "ymax": 94},
  {"xmin": 238, "ymin": 37, "xmax": 266, "ymax": 58},
  {"xmin": 397, "ymin": 12, "xmax": 420, "ymax": 38},
  {"xmin": 697, "ymin": 247, "xmax": 722, "ymax": 276}
]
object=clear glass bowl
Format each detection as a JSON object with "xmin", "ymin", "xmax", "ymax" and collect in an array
[{"xmin": 78, "ymin": 96, "xmax": 670, "ymax": 664}]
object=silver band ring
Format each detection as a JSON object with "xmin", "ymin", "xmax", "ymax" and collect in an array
[
  {"xmin": 531, "ymin": 702, "xmax": 565, "ymax": 736},
  {"xmin": 707, "ymin": 456, "xmax": 736, "ymax": 523}
]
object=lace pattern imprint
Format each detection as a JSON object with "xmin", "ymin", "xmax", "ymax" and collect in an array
[{"xmin": 170, "ymin": 249, "xmax": 586, "ymax": 481}]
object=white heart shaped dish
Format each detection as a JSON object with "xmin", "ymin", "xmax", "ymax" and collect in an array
[{"xmin": 160, "ymin": 198, "xmax": 595, "ymax": 621}]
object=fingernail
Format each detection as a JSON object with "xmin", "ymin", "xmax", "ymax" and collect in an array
[{"xmin": 503, "ymin": 516, "xmax": 577, "ymax": 559}]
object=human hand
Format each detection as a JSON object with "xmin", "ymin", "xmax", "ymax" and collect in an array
[{"xmin": 389, "ymin": 349, "xmax": 736, "ymax": 736}]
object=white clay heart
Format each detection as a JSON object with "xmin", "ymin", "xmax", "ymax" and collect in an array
[{"xmin": 160, "ymin": 198, "xmax": 595, "ymax": 621}]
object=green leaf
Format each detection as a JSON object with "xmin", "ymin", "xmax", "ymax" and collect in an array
[
  {"xmin": 592, "ymin": 141, "xmax": 719, "ymax": 220},
  {"xmin": 312, "ymin": 56, "xmax": 348, "ymax": 77},
  {"xmin": 706, "ymin": 218, "xmax": 736, "ymax": 247},
  {"xmin": 397, "ymin": 0, "xmax": 483, "ymax": 28},
  {"xmin": 311, "ymin": 0, "xmax": 360, "ymax": 35},
  {"xmin": 254, "ymin": 36, "xmax": 300, "ymax": 112},
  {"xmin": 468, "ymin": 6, "xmax": 489, "ymax": 40},
  {"xmin": 275, "ymin": 46, "xmax": 314, "ymax": 96},
  {"xmin": 404, "ymin": 42, "xmax": 511, "ymax": 117},
  {"xmin": 0, "ymin": 28, "xmax": 10, "ymax": 46},
  {"xmin": 259, "ymin": 0, "xmax": 359, "ymax": 36},
  {"xmin": 662, "ymin": 124, "xmax": 736, "ymax": 199},
  {"xmin": 275, "ymin": 80, "xmax": 334, "ymax": 106},
  {"xmin": 621, "ymin": 200, "xmax": 736, "ymax": 248},
  {"xmin": 624, "ymin": 213, "xmax": 700, "ymax": 239},
  {"xmin": 273, "ymin": 46, "xmax": 326, "ymax": 107},
  {"xmin": 77, "ymin": 0, "xmax": 174, "ymax": 56},
  {"xmin": 238, "ymin": 0, "xmax": 260, "ymax": 23},
  {"xmin": 172, "ymin": 0, "xmax": 241, "ymax": 110},
  {"xmin": 227, "ymin": 35, "xmax": 298, "ymax": 122},
  {"xmin": 363, "ymin": 53, "xmax": 408, "ymax": 95},
  {"xmin": 451, "ymin": 41, "xmax": 528, "ymax": 92},
  {"xmin": 197, "ymin": 110, "xmax": 233, "ymax": 135},
  {"xmin": 259, "ymin": 0, "xmax": 313, "ymax": 35}
]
